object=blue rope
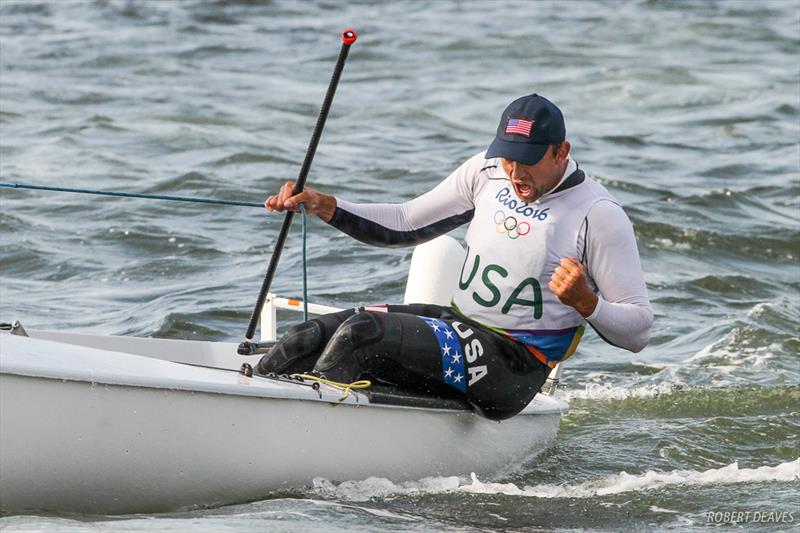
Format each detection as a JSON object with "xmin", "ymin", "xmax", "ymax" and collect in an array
[
  {"xmin": 299, "ymin": 203, "xmax": 309, "ymax": 322},
  {"xmin": 0, "ymin": 181, "xmax": 263, "ymax": 208},
  {"xmin": 4, "ymin": 179, "xmax": 314, "ymax": 322}
]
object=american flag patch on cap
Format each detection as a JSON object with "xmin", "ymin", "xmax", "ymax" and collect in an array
[{"xmin": 505, "ymin": 118, "xmax": 534, "ymax": 137}]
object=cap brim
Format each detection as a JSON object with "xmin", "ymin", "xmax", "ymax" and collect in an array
[{"xmin": 485, "ymin": 138, "xmax": 549, "ymax": 165}]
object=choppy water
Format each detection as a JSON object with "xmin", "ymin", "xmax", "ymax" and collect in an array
[{"xmin": 1, "ymin": 0, "xmax": 798, "ymax": 531}]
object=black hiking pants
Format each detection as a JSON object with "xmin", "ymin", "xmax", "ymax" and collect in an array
[{"xmin": 256, "ymin": 304, "xmax": 550, "ymax": 420}]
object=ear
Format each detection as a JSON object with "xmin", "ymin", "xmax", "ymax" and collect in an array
[{"xmin": 558, "ymin": 141, "xmax": 571, "ymax": 161}]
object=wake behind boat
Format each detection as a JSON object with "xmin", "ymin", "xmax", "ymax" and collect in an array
[{"xmin": 0, "ymin": 236, "xmax": 568, "ymax": 515}]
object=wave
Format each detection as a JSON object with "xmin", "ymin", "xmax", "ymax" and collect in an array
[
  {"xmin": 461, "ymin": 459, "xmax": 799, "ymax": 499},
  {"xmin": 560, "ymin": 383, "xmax": 799, "ymax": 419},
  {"xmin": 635, "ymin": 219, "xmax": 799, "ymax": 261},
  {"xmin": 559, "ymin": 381, "xmax": 675, "ymax": 402},
  {"xmin": 207, "ymin": 151, "xmax": 295, "ymax": 167},
  {"xmin": 312, "ymin": 459, "xmax": 799, "ymax": 502},
  {"xmin": 684, "ymin": 304, "xmax": 799, "ymax": 373}
]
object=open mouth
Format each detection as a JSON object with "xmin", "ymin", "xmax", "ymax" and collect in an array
[{"xmin": 513, "ymin": 181, "xmax": 532, "ymax": 199}]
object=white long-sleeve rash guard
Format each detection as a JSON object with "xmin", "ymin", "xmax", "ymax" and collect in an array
[{"xmin": 328, "ymin": 156, "xmax": 653, "ymax": 353}]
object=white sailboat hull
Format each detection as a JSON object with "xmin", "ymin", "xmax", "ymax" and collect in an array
[{"xmin": 0, "ymin": 332, "xmax": 566, "ymax": 514}]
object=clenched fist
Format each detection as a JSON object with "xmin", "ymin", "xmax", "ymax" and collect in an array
[{"xmin": 549, "ymin": 257, "xmax": 598, "ymax": 318}]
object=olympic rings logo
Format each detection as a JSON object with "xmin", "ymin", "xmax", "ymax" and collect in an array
[{"xmin": 494, "ymin": 210, "xmax": 531, "ymax": 239}]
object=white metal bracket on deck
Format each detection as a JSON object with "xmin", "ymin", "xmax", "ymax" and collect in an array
[{"xmin": 259, "ymin": 293, "xmax": 343, "ymax": 342}]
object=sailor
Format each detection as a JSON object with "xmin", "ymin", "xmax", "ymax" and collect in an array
[{"xmin": 256, "ymin": 94, "xmax": 653, "ymax": 420}]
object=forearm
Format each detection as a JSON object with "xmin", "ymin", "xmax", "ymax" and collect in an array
[
  {"xmin": 324, "ymin": 152, "xmax": 486, "ymax": 247},
  {"xmin": 586, "ymin": 297, "xmax": 653, "ymax": 352},
  {"xmin": 582, "ymin": 200, "xmax": 653, "ymax": 352},
  {"xmin": 328, "ymin": 199, "xmax": 472, "ymax": 247}
]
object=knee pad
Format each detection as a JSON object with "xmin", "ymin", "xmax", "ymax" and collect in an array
[
  {"xmin": 312, "ymin": 312, "xmax": 383, "ymax": 382},
  {"xmin": 256, "ymin": 320, "xmax": 325, "ymax": 375}
]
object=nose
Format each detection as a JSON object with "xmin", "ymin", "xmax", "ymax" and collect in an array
[{"xmin": 509, "ymin": 162, "xmax": 525, "ymax": 180}]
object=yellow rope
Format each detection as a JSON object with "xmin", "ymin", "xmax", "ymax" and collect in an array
[{"xmin": 295, "ymin": 374, "xmax": 372, "ymax": 401}]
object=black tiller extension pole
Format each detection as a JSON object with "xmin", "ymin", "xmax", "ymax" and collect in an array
[{"xmin": 240, "ymin": 29, "xmax": 357, "ymax": 353}]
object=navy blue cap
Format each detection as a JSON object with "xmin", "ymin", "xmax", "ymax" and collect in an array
[{"xmin": 485, "ymin": 94, "xmax": 566, "ymax": 165}]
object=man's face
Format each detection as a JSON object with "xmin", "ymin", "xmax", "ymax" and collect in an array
[{"xmin": 500, "ymin": 141, "xmax": 570, "ymax": 203}]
